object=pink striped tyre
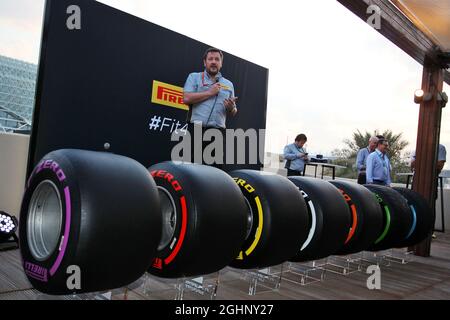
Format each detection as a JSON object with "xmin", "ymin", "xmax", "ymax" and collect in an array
[{"xmin": 19, "ymin": 149, "xmax": 161, "ymax": 295}]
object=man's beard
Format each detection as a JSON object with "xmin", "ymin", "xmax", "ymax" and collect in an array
[{"xmin": 207, "ymin": 67, "xmax": 218, "ymax": 76}]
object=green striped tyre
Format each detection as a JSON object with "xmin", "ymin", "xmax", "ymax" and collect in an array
[{"xmin": 364, "ymin": 185, "xmax": 413, "ymax": 251}]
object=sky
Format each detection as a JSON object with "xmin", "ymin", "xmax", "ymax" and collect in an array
[{"xmin": 0, "ymin": 0, "xmax": 449, "ymax": 166}]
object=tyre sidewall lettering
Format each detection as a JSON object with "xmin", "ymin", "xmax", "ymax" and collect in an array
[
  {"xmin": 20, "ymin": 159, "xmax": 80, "ymax": 285},
  {"xmin": 150, "ymin": 169, "xmax": 188, "ymax": 270},
  {"xmin": 337, "ymin": 189, "xmax": 358, "ymax": 244},
  {"xmin": 232, "ymin": 177, "xmax": 262, "ymax": 260}
]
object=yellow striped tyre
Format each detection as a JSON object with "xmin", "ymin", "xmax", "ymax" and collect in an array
[
  {"xmin": 288, "ymin": 177, "xmax": 352, "ymax": 262},
  {"xmin": 228, "ymin": 170, "xmax": 310, "ymax": 269},
  {"xmin": 330, "ymin": 180, "xmax": 384, "ymax": 255},
  {"xmin": 364, "ymin": 185, "xmax": 413, "ymax": 251},
  {"xmin": 147, "ymin": 162, "xmax": 248, "ymax": 278}
]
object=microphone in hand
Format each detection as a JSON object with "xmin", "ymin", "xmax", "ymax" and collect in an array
[{"xmin": 210, "ymin": 77, "xmax": 220, "ymax": 96}]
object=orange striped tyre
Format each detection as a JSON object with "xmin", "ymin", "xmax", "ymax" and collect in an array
[
  {"xmin": 147, "ymin": 162, "xmax": 248, "ymax": 278},
  {"xmin": 228, "ymin": 170, "xmax": 310, "ymax": 269},
  {"xmin": 330, "ymin": 180, "xmax": 383, "ymax": 254},
  {"xmin": 288, "ymin": 177, "xmax": 351, "ymax": 262}
]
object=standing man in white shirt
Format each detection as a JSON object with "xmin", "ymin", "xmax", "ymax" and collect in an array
[{"xmin": 366, "ymin": 138, "xmax": 392, "ymax": 186}]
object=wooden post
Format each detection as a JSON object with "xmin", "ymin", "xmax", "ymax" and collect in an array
[{"xmin": 410, "ymin": 56, "xmax": 444, "ymax": 257}]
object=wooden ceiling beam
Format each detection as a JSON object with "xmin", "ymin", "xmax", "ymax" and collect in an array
[{"xmin": 337, "ymin": 0, "xmax": 450, "ymax": 84}]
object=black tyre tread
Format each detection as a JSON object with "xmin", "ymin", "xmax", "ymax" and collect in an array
[
  {"xmin": 330, "ymin": 180, "xmax": 384, "ymax": 254},
  {"xmin": 288, "ymin": 177, "xmax": 351, "ymax": 262},
  {"xmin": 229, "ymin": 170, "xmax": 310, "ymax": 269},
  {"xmin": 393, "ymin": 187, "xmax": 434, "ymax": 248},
  {"xmin": 20, "ymin": 149, "xmax": 161, "ymax": 295},
  {"xmin": 364, "ymin": 184, "xmax": 413, "ymax": 251},
  {"xmin": 148, "ymin": 162, "xmax": 248, "ymax": 278}
]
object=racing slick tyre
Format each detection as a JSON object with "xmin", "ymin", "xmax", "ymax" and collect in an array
[
  {"xmin": 392, "ymin": 187, "xmax": 434, "ymax": 248},
  {"xmin": 364, "ymin": 184, "xmax": 413, "ymax": 251},
  {"xmin": 148, "ymin": 162, "xmax": 248, "ymax": 278},
  {"xmin": 288, "ymin": 177, "xmax": 352, "ymax": 262},
  {"xmin": 228, "ymin": 170, "xmax": 310, "ymax": 269},
  {"xmin": 20, "ymin": 149, "xmax": 162, "ymax": 295},
  {"xmin": 329, "ymin": 180, "xmax": 383, "ymax": 254}
]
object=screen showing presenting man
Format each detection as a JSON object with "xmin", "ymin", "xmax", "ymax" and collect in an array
[{"xmin": 183, "ymin": 48, "xmax": 238, "ymax": 168}]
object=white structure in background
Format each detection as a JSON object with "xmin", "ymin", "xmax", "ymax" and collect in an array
[
  {"xmin": 263, "ymin": 152, "xmax": 287, "ymax": 175},
  {"xmin": 0, "ymin": 55, "xmax": 37, "ymax": 133}
]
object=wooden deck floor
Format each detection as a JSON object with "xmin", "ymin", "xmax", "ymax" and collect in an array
[{"xmin": 1, "ymin": 232, "xmax": 450, "ymax": 300}]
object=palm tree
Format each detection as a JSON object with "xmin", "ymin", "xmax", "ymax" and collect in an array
[
  {"xmin": 333, "ymin": 129, "xmax": 410, "ymax": 182},
  {"xmin": 343, "ymin": 129, "xmax": 408, "ymax": 164}
]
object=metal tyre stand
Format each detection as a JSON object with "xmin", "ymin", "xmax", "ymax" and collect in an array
[
  {"xmin": 281, "ymin": 260, "xmax": 326, "ymax": 286},
  {"xmin": 136, "ymin": 272, "xmax": 219, "ymax": 300},
  {"xmin": 323, "ymin": 254, "xmax": 362, "ymax": 275}
]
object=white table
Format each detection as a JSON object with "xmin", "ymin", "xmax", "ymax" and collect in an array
[{"xmin": 303, "ymin": 162, "xmax": 347, "ymax": 180}]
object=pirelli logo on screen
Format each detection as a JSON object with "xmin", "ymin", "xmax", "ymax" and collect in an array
[{"xmin": 151, "ymin": 80, "xmax": 188, "ymax": 111}]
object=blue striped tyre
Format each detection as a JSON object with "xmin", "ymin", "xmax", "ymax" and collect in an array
[{"xmin": 392, "ymin": 187, "xmax": 435, "ymax": 248}]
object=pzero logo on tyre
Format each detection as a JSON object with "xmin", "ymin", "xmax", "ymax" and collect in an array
[
  {"xmin": 364, "ymin": 184, "xmax": 413, "ymax": 251},
  {"xmin": 24, "ymin": 160, "xmax": 71, "ymax": 283},
  {"xmin": 150, "ymin": 169, "xmax": 187, "ymax": 269},
  {"xmin": 337, "ymin": 189, "xmax": 358, "ymax": 244},
  {"xmin": 21, "ymin": 149, "xmax": 161, "ymax": 295},
  {"xmin": 329, "ymin": 180, "xmax": 384, "ymax": 255},
  {"xmin": 233, "ymin": 178, "xmax": 263, "ymax": 260},
  {"xmin": 373, "ymin": 193, "xmax": 391, "ymax": 245},
  {"xmin": 148, "ymin": 162, "xmax": 248, "ymax": 278},
  {"xmin": 229, "ymin": 170, "xmax": 309, "ymax": 269}
]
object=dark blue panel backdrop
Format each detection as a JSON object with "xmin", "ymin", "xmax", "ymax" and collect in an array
[{"xmin": 28, "ymin": 0, "xmax": 268, "ymax": 176}]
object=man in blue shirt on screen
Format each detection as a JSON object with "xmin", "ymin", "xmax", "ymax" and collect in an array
[
  {"xmin": 366, "ymin": 138, "xmax": 392, "ymax": 186},
  {"xmin": 182, "ymin": 48, "xmax": 238, "ymax": 168},
  {"xmin": 183, "ymin": 47, "xmax": 238, "ymax": 129}
]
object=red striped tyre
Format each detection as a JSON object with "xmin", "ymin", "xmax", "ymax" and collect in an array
[
  {"xmin": 329, "ymin": 180, "xmax": 384, "ymax": 254},
  {"xmin": 147, "ymin": 162, "xmax": 248, "ymax": 278},
  {"xmin": 20, "ymin": 149, "xmax": 161, "ymax": 295}
]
